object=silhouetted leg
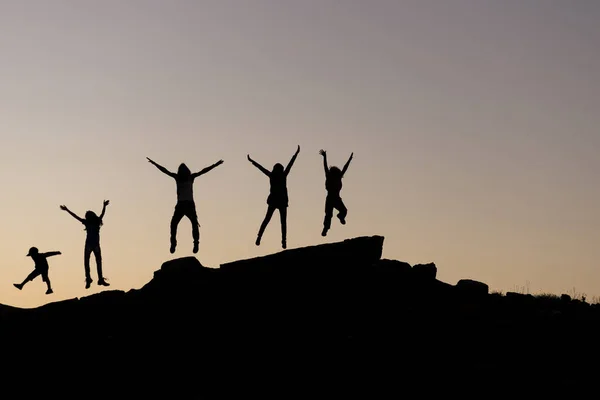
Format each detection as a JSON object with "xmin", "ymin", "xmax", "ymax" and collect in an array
[
  {"xmin": 322, "ymin": 196, "xmax": 334, "ymax": 236},
  {"xmin": 335, "ymin": 198, "xmax": 347, "ymax": 224},
  {"xmin": 279, "ymin": 207, "xmax": 287, "ymax": 249},
  {"xmin": 170, "ymin": 204, "xmax": 185, "ymax": 253},
  {"xmin": 93, "ymin": 246, "xmax": 109, "ymax": 286},
  {"xmin": 186, "ymin": 205, "xmax": 200, "ymax": 254},
  {"xmin": 93, "ymin": 246, "xmax": 102, "ymax": 278},
  {"xmin": 41, "ymin": 271, "xmax": 53, "ymax": 294},
  {"xmin": 14, "ymin": 269, "xmax": 41, "ymax": 290},
  {"xmin": 24, "ymin": 270, "xmax": 40, "ymax": 284},
  {"xmin": 256, "ymin": 205, "xmax": 276, "ymax": 246},
  {"xmin": 84, "ymin": 245, "xmax": 93, "ymax": 288}
]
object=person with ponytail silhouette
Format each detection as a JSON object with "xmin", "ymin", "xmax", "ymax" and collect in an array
[
  {"xmin": 60, "ymin": 200, "xmax": 110, "ymax": 288},
  {"xmin": 319, "ymin": 149, "xmax": 353, "ymax": 237},
  {"xmin": 247, "ymin": 145, "xmax": 300, "ymax": 249},
  {"xmin": 147, "ymin": 157, "xmax": 224, "ymax": 254}
]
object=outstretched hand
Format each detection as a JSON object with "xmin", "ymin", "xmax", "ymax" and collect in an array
[
  {"xmin": 59, "ymin": 205, "xmax": 67, "ymax": 211},
  {"xmin": 103, "ymin": 200, "xmax": 110, "ymax": 207},
  {"xmin": 319, "ymin": 149, "xmax": 326, "ymax": 157},
  {"xmin": 215, "ymin": 159, "xmax": 224, "ymax": 166},
  {"xmin": 349, "ymin": 152, "xmax": 354, "ymax": 159},
  {"xmin": 146, "ymin": 157, "xmax": 155, "ymax": 164},
  {"xmin": 247, "ymin": 154, "xmax": 253, "ymax": 162},
  {"xmin": 295, "ymin": 145, "xmax": 300, "ymax": 154}
]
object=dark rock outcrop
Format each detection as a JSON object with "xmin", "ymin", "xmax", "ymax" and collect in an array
[
  {"xmin": 220, "ymin": 235, "xmax": 384, "ymax": 274},
  {"xmin": 456, "ymin": 279, "xmax": 489, "ymax": 296},
  {"xmin": 1, "ymin": 234, "xmax": 599, "ymax": 390},
  {"xmin": 412, "ymin": 262, "xmax": 437, "ymax": 280}
]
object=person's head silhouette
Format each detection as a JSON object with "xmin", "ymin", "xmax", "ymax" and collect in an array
[
  {"xmin": 26, "ymin": 247, "xmax": 39, "ymax": 257},
  {"xmin": 84, "ymin": 210, "xmax": 103, "ymax": 227},
  {"xmin": 328, "ymin": 166, "xmax": 342, "ymax": 179},
  {"xmin": 177, "ymin": 163, "xmax": 191, "ymax": 178},
  {"xmin": 272, "ymin": 163, "xmax": 284, "ymax": 176}
]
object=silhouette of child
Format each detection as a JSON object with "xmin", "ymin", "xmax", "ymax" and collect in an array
[
  {"xmin": 14, "ymin": 247, "xmax": 61, "ymax": 295},
  {"xmin": 319, "ymin": 149, "xmax": 353, "ymax": 237},
  {"xmin": 60, "ymin": 200, "xmax": 110, "ymax": 288},
  {"xmin": 248, "ymin": 145, "xmax": 300, "ymax": 249},
  {"xmin": 147, "ymin": 157, "xmax": 224, "ymax": 254}
]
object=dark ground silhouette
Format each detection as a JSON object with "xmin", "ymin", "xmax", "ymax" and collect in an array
[
  {"xmin": 248, "ymin": 145, "xmax": 299, "ymax": 249},
  {"xmin": 319, "ymin": 149, "xmax": 353, "ymax": 236},
  {"xmin": 2, "ymin": 235, "xmax": 599, "ymax": 392},
  {"xmin": 13, "ymin": 247, "xmax": 61, "ymax": 294},
  {"xmin": 147, "ymin": 157, "xmax": 224, "ymax": 254},
  {"xmin": 60, "ymin": 200, "xmax": 110, "ymax": 288}
]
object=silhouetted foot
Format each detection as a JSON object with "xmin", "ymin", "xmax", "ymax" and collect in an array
[
  {"xmin": 255, "ymin": 236, "xmax": 261, "ymax": 246},
  {"xmin": 193, "ymin": 241, "xmax": 199, "ymax": 254},
  {"xmin": 98, "ymin": 278, "xmax": 110, "ymax": 287},
  {"xmin": 46, "ymin": 288, "xmax": 53, "ymax": 295},
  {"xmin": 321, "ymin": 228, "xmax": 328, "ymax": 237},
  {"xmin": 14, "ymin": 283, "xmax": 23, "ymax": 290},
  {"xmin": 337, "ymin": 214, "xmax": 346, "ymax": 225},
  {"xmin": 85, "ymin": 278, "xmax": 93, "ymax": 289},
  {"xmin": 282, "ymin": 240, "xmax": 286, "ymax": 249},
  {"xmin": 170, "ymin": 241, "xmax": 176, "ymax": 254}
]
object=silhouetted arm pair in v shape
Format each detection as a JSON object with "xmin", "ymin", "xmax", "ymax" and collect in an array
[
  {"xmin": 146, "ymin": 156, "xmax": 224, "ymax": 254},
  {"xmin": 248, "ymin": 145, "xmax": 300, "ymax": 249},
  {"xmin": 319, "ymin": 149, "xmax": 353, "ymax": 237},
  {"xmin": 60, "ymin": 200, "xmax": 111, "ymax": 288}
]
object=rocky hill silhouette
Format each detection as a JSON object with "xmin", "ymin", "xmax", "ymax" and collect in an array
[{"xmin": 2, "ymin": 235, "xmax": 599, "ymax": 391}]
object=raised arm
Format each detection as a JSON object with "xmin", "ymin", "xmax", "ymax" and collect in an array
[
  {"xmin": 284, "ymin": 145, "xmax": 300, "ymax": 176},
  {"xmin": 59, "ymin": 205, "xmax": 85, "ymax": 223},
  {"xmin": 319, "ymin": 149, "xmax": 329, "ymax": 175},
  {"xmin": 99, "ymin": 200, "xmax": 109, "ymax": 220},
  {"xmin": 247, "ymin": 155, "xmax": 270, "ymax": 177},
  {"xmin": 192, "ymin": 160, "xmax": 224, "ymax": 178},
  {"xmin": 341, "ymin": 152, "xmax": 353, "ymax": 176},
  {"xmin": 146, "ymin": 157, "xmax": 176, "ymax": 178},
  {"xmin": 42, "ymin": 251, "xmax": 62, "ymax": 257}
]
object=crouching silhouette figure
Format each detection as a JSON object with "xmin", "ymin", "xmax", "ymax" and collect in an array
[
  {"xmin": 60, "ymin": 200, "xmax": 110, "ymax": 288},
  {"xmin": 14, "ymin": 247, "xmax": 61, "ymax": 295},
  {"xmin": 248, "ymin": 145, "xmax": 300, "ymax": 249},
  {"xmin": 147, "ymin": 157, "xmax": 224, "ymax": 254},
  {"xmin": 319, "ymin": 149, "xmax": 353, "ymax": 236}
]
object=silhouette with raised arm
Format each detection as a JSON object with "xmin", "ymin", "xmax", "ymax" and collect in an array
[
  {"xmin": 60, "ymin": 200, "xmax": 110, "ymax": 288},
  {"xmin": 248, "ymin": 145, "xmax": 300, "ymax": 249},
  {"xmin": 319, "ymin": 149, "xmax": 353, "ymax": 237},
  {"xmin": 14, "ymin": 247, "xmax": 61, "ymax": 295},
  {"xmin": 147, "ymin": 157, "xmax": 224, "ymax": 254}
]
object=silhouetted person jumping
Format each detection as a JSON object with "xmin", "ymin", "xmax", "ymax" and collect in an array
[
  {"xmin": 60, "ymin": 200, "xmax": 110, "ymax": 288},
  {"xmin": 247, "ymin": 145, "xmax": 300, "ymax": 249},
  {"xmin": 319, "ymin": 149, "xmax": 353, "ymax": 237},
  {"xmin": 14, "ymin": 247, "xmax": 61, "ymax": 295},
  {"xmin": 147, "ymin": 157, "xmax": 224, "ymax": 254}
]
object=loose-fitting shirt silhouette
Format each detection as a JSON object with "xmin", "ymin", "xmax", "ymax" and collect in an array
[
  {"xmin": 176, "ymin": 176, "xmax": 195, "ymax": 202},
  {"xmin": 84, "ymin": 221, "xmax": 101, "ymax": 247},
  {"xmin": 325, "ymin": 174, "xmax": 343, "ymax": 197},
  {"xmin": 268, "ymin": 173, "xmax": 288, "ymax": 208},
  {"xmin": 30, "ymin": 253, "xmax": 53, "ymax": 272}
]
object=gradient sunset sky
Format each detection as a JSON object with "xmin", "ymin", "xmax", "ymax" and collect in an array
[{"xmin": 1, "ymin": 0, "xmax": 599, "ymax": 308}]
